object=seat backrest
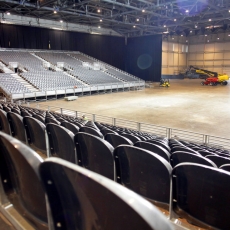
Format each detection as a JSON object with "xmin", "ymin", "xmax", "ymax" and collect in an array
[
  {"xmin": 197, "ymin": 150, "xmax": 217, "ymax": 157},
  {"xmin": 0, "ymin": 132, "xmax": 48, "ymax": 230},
  {"xmin": 75, "ymin": 132, "xmax": 114, "ymax": 180},
  {"xmin": 23, "ymin": 117, "xmax": 47, "ymax": 155},
  {"xmin": 206, "ymin": 155, "xmax": 230, "ymax": 167},
  {"xmin": 220, "ymin": 164, "xmax": 230, "ymax": 172},
  {"xmin": 21, "ymin": 110, "xmax": 32, "ymax": 117},
  {"xmin": 114, "ymin": 145, "xmax": 172, "ymax": 208},
  {"xmin": 11, "ymin": 108, "xmax": 21, "ymax": 115},
  {"xmin": 171, "ymin": 146, "xmax": 199, "ymax": 154},
  {"xmin": 33, "ymin": 114, "xmax": 46, "ymax": 123},
  {"xmin": 3, "ymin": 106, "xmax": 11, "ymax": 112},
  {"xmin": 79, "ymin": 126, "xmax": 103, "ymax": 138},
  {"xmin": 134, "ymin": 141, "xmax": 170, "ymax": 161},
  {"xmin": 45, "ymin": 117, "xmax": 60, "ymax": 125},
  {"xmin": 7, "ymin": 112, "xmax": 27, "ymax": 143},
  {"xmin": 105, "ymin": 133, "xmax": 133, "ymax": 148},
  {"xmin": 121, "ymin": 133, "xmax": 141, "ymax": 143},
  {"xmin": 146, "ymin": 139, "xmax": 171, "ymax": 152},
  {"xmin": 100, "ymin": 128, "xmax": 118, "ymax": 136},
  {"xmin": 170, "ymin": 151, "xmax": 217, "ymax": 168},
  {"xmin": 61, "ymin": 121, "xmax": 79, "ymax": 134},
  {"xmin": 171, "ymin": 163, "xmax": 230, "ymax": 229},
  {"xmin": 39, "ymin": 158, "xmax": 173, "ymax": 230},
  {"xmin": 0, "ymin": 109, "xmax": 11, "ymax": 135},
  {"xmin": 46, "ymin": 123, "xmax": 76, "ymax": 163}
]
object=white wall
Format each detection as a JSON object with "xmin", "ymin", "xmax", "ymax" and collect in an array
[
  {"xmin": 187, "ymin": 33, "xmax": 230, "ymax": 76},
  {"xmin": 162, "ymin": 38, "xmax": 188, "ymax": 75}
]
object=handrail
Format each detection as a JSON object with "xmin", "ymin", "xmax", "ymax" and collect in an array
[{"xmin": 24, "ymin": 103, "xmax": 230, "ymax": 150}]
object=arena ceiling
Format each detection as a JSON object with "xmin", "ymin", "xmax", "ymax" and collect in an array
[{"xmin": 0, "ymin": 0, "xmax": 230, "ymax": 37}]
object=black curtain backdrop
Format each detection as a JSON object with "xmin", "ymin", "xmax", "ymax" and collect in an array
[
  {"xmin": 0, "ymin": 24, "xmax": 162, "ymax": 81},
  {"xmin": 125, "ymin": 35, "xmax": 162, "ymax": 82}
]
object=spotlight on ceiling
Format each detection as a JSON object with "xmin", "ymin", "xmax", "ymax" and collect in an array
[
  {"xmin": 207, "ymin": 40, "xmax": 209, "ymax": 42},
  {"xmin": 195, "ymin": 25, "xmax": 198, "ymax": 28},
  {"xmin": 60, "ymin": 20, "xmax": 63, "ymax": 23},
  {"xmin": 205, "ymin": 34, "xmax": 207, "ymax": 36},
  {"xmin": 54, "ymin": 10, "xmax": 57, "ymax": 14},
  {"xmin": 174, "ymin": 19, "xmax": 177, "ymax": 21},
  {"xmin": 190, "ymin": 30, "xmax": 192, "ymax": 33},
  {"xmin": 97, "ymin": 9, "xmax": 101, "ymax": 13},
  {"xmin": 185, "ymin": 10, "xmax": 189, "ymax": 13},
  {"xmin": 172, "ymin": 37, "xmax": 174, "ymax": 40},
  {"xmin": 142, "ymin": 9, "xmax": 145, "ymax": 12},
  {"xmin": 217, "ymin": 37, "xmax": 219, "ymax": 40},
  {"xmin": 133, "ymin": 25, "xmax": 136, "ymax": 28},
  {"xmin": 6, "ymin": 12, "xmax": 10, "ymax": 15},
  {"xmin": 209, "ymin": 19, "xmax": 212, "ymax": 21},
  {"xmin": 100, "ymin": 19, "xmax": 102, "ymax": 22},
  {"xmin": 98, "ymin": 26, "xmax": 101, "ymax": 28},
  {"xmin": 181, "ymin": 34, "xmax": 183, "ymax": 36},
  {"xmin": 136, "ymin": 18, "xmax": 139, "ymax": 21}
]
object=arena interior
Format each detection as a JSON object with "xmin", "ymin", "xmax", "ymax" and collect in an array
[{"xmin": 0, "ymin": 0, "xmax": 230, "ymax": 229}]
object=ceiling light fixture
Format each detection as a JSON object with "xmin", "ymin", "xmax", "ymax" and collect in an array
[
  {"xmin": 98, "ymin": 26, "xmax": 101, "ymax": 28},
  {"xmin": 136, "ymin": 18, "xmax": 139, "ymax": 21},
  {"xmin": 133, "ymin": 25, "xmax": 136, "ymax": 28},
  {"xmin": 174, "ymin": 19, "xmax": 176, "ymax": 21},
  {"xmin": 164, "ymin": 25, "xmax": 166, "ymax": 27},
  {"xmin": 54, "ymin": 10, "xmax": 57, "ymax": 14},
  {"xmin": 97, "ymin": 9, "xmax": 101, "ymax": 13},
  {"xmin": 185, "ymin": 10, "xmax": 189, "ymax": 13},
  {"xmin": 190, "ymin": 30, "xmax": 192, "ymax": 33},
  {"xmin": 142, "ymin": 9, "xmax": 145, "ymax": 12},
  {"xmin": 209, "ymin": 19, "xmax": 212, "ymax": 21},
  {"xmin": 217, "ymin": 37, "xmax": 219, "ymax": 40},
  {"xmin": 60, "ymin": 20, "xmax": 63, "ymax": 23},
  {"xmin": 205, "ymin": 34, "xmax": 207, "ymax": 36},
  {"xmin": 100, "ymin": 19, "xmax": 102, "ymax": 22},
  {"xmin": 207, "ymin": 40, "xmax": 209, "ymax": 42},
  {"xmin": 6, "ymin": 12, "xmax": 10, "ymax": 15},
  {"xmin": 195, "ymin": 25, "xmax": 198, "ymax": 28},
  {"xmin": 181, "ymin": 34, "xmax": 183, "ymax": 36}
]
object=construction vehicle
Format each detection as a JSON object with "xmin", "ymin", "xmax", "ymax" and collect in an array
[
  {"xmin": 186, "ymin": 66, "xmax": 229, "ymax": 86},
  {"xmin": 160, "ymin": 78, "xmax": 170, "ymax": 87}
]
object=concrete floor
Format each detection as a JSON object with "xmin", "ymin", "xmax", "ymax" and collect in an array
[{"xmin": 32, "ymin": 79, "xmax": 230, "ymax": 138}]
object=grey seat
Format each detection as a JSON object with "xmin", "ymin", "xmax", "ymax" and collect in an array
[
  {"xmin": 46, "ymin": 123, "xmax": 76, "ymax": 163},
  {"xmin": 171, "ymin": 163, "xmax": 230, "ymax": 229},
  {"xmin": 39, "ymin": 158, "xmax": 173, "ymax": 230},
  {"xmin": 114, "ymin": 145, "xmax": 172, "ymax": 209},
  {"xmin": 0, "ymin": 109, "xmax": 11, "ymax": 135},
  {"xmin": 0, "ymin": 132, "xmax": 48, "ymax": 230},
  {"xmin": 75, "ymin": 132, "xmax": 114, "ymax": 180}
]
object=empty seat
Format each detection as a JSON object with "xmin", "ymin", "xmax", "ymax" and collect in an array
[
  {"xmin": 171, "ymin": 146, "xmax": 199, "ymax": 154},
  {"xmin": 79, "ymin": 126, "xmax": 103, "ymax": 138},
  {"xmin": 33, "ymin": 114, "xmax": 46, "ymax": 123},
  {"xmin": 114, "ymin": 145, "xmax": 172, "ymax": 209},
  {"xmin": 134, "ymin": 141, "xmax": 170, "ymax": 162},
  {"xmin": 205, "ymin": 155, "xmax": 230, "ymax": 167},
  {"xmin": 220, "ymin": 164, "xmax": 230, "ymax": 172},
  {"xmin": 101, "ymin": 128, "xmax": 118, "ymax": 136},
  {"xmin": 45, "ymin": 117, "xmax": 60, "ymax": 125},
  {"xmin": 61, "ymin": 121, "xmax": 79, "ymax": 134},
  {"xmin": 21, "ymin": 110, "xmax": 32, "ymax": 117},
  {"xmin": 39, "ymin": 158, "xmax": 173, "ymax": 230},
  {"xmin": 0, "ymin": 109, "xmax": 11, "ymax": 135},
  {"xmin": 46, "ymin": 124, "xmax": 76, "ymax": 163},
  {"xmin": 75, "ymin": 132, "xmax": 114, "ymax": 180},
  {"xmin": 7, "ymin": 112, "xmax": 27, "ymax": 143},
  {"xmin": 171, "ymin": 163, "xmax": 230, "ymax": 229},
  {"xmin": 121, "ymin": 133, "xmax": 141, "ymax": 143},
  {"xmin": 0, "ymin": 132, "xmax": 48, "ymax": 230},
  {"xmin": 146, "ymin": 139, "xmax": 170, "ymax": 152},
  {"xmin": 3, "ymin": 106, "xmax": 11, "ymax": 112},
  {"xmin": 23, "ymin": 117, "xmax": 48, "ymax": 156},
  {"xmin": 105, "ymin": 133, "xmax": 133, "ymax": 148},
  {"xmin": 170, "ymin": 152, "xmax": 217, "ymax": 168}
]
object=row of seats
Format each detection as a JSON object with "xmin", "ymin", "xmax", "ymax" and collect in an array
[
  {"xmin": 1, "ymin": 102, "xmax": 230, "ymax": 229},
  {"xmin": 0, "ymin": 73, "xmax": 31, "ymax": 93}
]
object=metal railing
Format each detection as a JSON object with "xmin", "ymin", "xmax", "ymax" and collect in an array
[{"xmin": 26, "ymin": 103, "xmax": 230, "ymax": 150}]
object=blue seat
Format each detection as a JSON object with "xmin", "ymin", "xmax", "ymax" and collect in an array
[{"xmin": 39, "ymin": 158, "xmax": 173, "ymax": 230}]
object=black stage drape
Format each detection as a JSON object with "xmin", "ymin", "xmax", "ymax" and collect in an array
[{"xmin": 0, "ymin": 24, "xmax": 162, "ymax": 81}]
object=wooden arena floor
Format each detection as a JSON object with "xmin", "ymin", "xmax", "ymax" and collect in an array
[{"xmin": 31, "ymin": 79, "xmax": 230, "ymax": 138}]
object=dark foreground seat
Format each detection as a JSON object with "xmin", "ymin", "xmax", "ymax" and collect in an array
[
  {"xmin": 105, "ymin": 133, "xmax": 133, "ymax": 148},
  {"xmin": 114, "ymin": 145, "xmax": 172, "ymax": 209},
  {"xmin": 0, "ymin": 109, "xmax": 11, "ymax": 135},
  {"xmin": 7, "ymin": 112, "xmax": 27, "ymax": 143},
  {"xmin": 220, "ymin": 164, "xmax": 230, "ymax": 172},
  {"xmin": 75, "ymin": 132, "xmax": 114, "ymax": 180},
  {"xmin": 170, "ymin": 152, "xmax": 217, "ymax": 168},
  {"xmin": 121, "ymin": 133, "xmax": 141, "ymax": 143},
  {"xmin": 23, "ymin": 117, "xmax": 48, "ymax": 156},
  {"xmin": 39, "ymin": 158, "xmax": 173, "ymax": 230},
  {"xmin": 146, "ymin": 139, "xmax": 171, "ymax": 152},
  {"xmin": 79, "ymin": 126, "xmax": 103, "ymax": 138},
  {"xmin": 135, "ymin": 141, "xmax": 170, "ymax": 162},
  {"xmin": 0, "ymin": 132, "xmax": 48, "ymax": 230},
  {"xmin": 46, "ymin": 123, "xmax": 76, "ymax": 163},
  {"xmin": 171, "ymin": 163, "xmax": 230, "ymax": 229},
  {"xmin": 206, "ymin": 155, "xmax": 230, "ymax": 167},
  {"xmin": 61, "ymin": 121, "xmax": 79, "ymax": 135}
]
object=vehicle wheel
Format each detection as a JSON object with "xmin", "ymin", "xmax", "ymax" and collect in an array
[
  {"xmin": 222, "ymin": 81, "xmax": 228, "ymax": 85},
  {"xmin": 210, "ymin": 82, "xmax": 213, "ymax": 86},
  {"xmin": 200, "ymin": 82, "xmax": 205, "ymax": 86},
  {"xmin": 213, "ymin": 82, "xmax": 217, "ymax": 86}
]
